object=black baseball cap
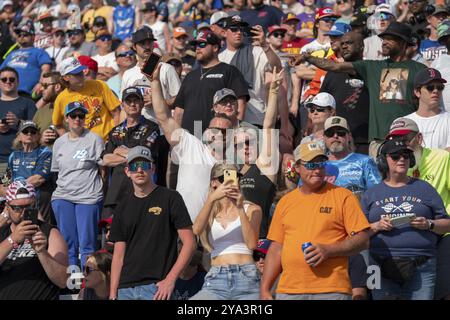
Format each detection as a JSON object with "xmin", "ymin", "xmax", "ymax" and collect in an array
[
  {"xmin": 122, "ymin": 86, "xmax": 143, "ymax": 101},
  {"xmin": 224, "ymin": 15, "xmax": 249, "ymax": 29},
  {"xmin": 93, "ymin": 16, "xmax": 107, "ymax": 26},
  {"xmin": 141, "ymin": 2, "xmax": 157, "ymax": 12},
  {"xmin": 380, "ymin": 139, "xmax": 412, "ymax": 155},
  {"xmin": 378, "ymin": 22, "xmax": 413, "ymax": 44},
  {"xmin": 413, "ymin": 68, "xmax": 447, "ymax": 88},
  {"xmin": 191, "ymin": 29, "xmax": 221, "ymax": 46},
  {"xmin": 132, "ymin": 26, "xmax": 156, "ymax": 43}
]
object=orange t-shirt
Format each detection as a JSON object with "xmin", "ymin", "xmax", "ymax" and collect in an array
[{"xmin": 268, "ymin": 183, "xmax": 370, "ymax": 295}]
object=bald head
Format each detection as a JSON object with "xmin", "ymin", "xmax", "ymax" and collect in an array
[{"xmin": 340, "ymin": 31, "xmax": 364, "ymax": 62}]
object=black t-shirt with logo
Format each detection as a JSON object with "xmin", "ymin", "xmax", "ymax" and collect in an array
[
  {"xmin": 110, "ymin": 186, "xmax": 192, "ymax": 289},
  {"xmin": 320, "ymin": 71, "xmax": 370, "ymax": 145},
  {"xmin": 175, "ymin": 62, "xmax": 249, "ymax": 134},
  {"xmin": 0, "ymin": 221, "xmax": 59, "ymax": 300}
]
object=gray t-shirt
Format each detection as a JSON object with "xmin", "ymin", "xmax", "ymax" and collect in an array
[{"xmin": 51, "ymin": 130, "xmax": 104, "ymax": 204}]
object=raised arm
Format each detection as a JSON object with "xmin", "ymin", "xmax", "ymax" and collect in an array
[
  {"xmin": 150, "ymin": 65, "xmax": 183, "ymax": 147},
  {"xmin": 253, "ymin": 25, "xmax": 282, "ymax": 72},
  {"xmin": 292, "ymin": 53, "xmax": 357, "ymax": 76}
]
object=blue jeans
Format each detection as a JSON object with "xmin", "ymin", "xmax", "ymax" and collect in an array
[
  {"xmin": 370, "ymin": 255, "xmax": 436, "ymax": 300},
  {"xmin": 52, "ymin": 199, "xmax": 102, "ymax": 268},
  {"xmin": 190, "ymin": 263, "xmax": 260, "ymax": 300},
  {"xmin": 118, "ymin": 283, "xmax": 159, "ymax": 300}
]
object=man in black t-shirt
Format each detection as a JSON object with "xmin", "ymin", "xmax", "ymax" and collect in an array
[
  {"xmin": 174, "ymin": 29, "xmax": 249, "ymax": 134},
  {"xmin": 102, "ymin": 87, "xmax": 166, "ymax": 218},
  {"xmin": 109, "ymin": 146, "xmax": 196, "ymax": 300},
  {"xmin": 320, "ymin": 31, "xmax": 370, "ymax": 154},
  {"xmin": 0, "ymin": 181, "xmax": 68, "ymax": 300}
]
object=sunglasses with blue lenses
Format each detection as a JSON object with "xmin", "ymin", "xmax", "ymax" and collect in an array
[
  {"xmin": 129, "ymin": 161, "xmax": 152, "ymax": 172},
  {"xmin": 302, "ymin": 161, "xmax": 327, "ymax": 170},
  {"xmin": 116, "ymin": 50, "xmax": 135, "ymax": 58},
  {"xmin": 320, "ymin": 17, "xmax": 337, "ymax": 23},
  {"xmin": 97, "ymin": 35, "xmax": 112, "ymax": 41},
  {"xmin": 196, "ymin": 42, "xmax": 208, "ymax": 48}
]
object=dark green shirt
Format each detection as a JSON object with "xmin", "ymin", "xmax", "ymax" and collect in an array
[{"xmin": 352, "ymin": 59, "xmax": 426, "ymax": 141}]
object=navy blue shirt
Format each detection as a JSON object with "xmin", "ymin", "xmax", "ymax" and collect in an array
[
  {"xmin": 0, "ymin": 97, "xmax": 36, "ymax": 163},
  {"xmin": 362, "ymin": 178, "xmax": 449, "ymax": 257},
  {"xmin": 240, "ymin": 5, "xmax": 285, "ymax": 31},
  {"xmin": 8, "ymin": 146, "xmax": 52, "ymax": 181}
]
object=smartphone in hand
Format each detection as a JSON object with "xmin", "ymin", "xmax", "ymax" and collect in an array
[
  {"xmin": 223, "ymin": 169, "xmax": 238, "ymax": 186},
  {"xmin": 23, "ymin": 208, "xmax": 39, "ymax": 225},
  {"xmin": 141, "ymin": 52, "xmax": 161, "ymax": 79}
]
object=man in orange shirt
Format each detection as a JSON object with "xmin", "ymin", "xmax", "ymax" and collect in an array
[{"xmin": 260, "ymin": 141, "xmax": 370, "ymax": 300}]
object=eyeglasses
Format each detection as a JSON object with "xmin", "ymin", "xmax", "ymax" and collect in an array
[
  {"xmin": 228, "ymin": 26, "xmax": 243, "ymax": 33},
  {"xmin": 320, "ymin": 17, "xmax": 337, "ymax": 23},
  {"xmin": 324, "ymin": 129, "xmax": 348, "ymax": 138},
  {"xmin": 308, "ymin": 106, "xmax": 329, "ymax": 113},
  {"xmin": 40, "ymin": 82, "xmax": 58, "ymax": 89},
  {"xmin": 1, "ymin": 77, "xmax": 16, "ymax": 83},
  {"xmin": 7, "ymin": 204, "xmax": 33, "ymax": 213},
  {"xmin": 116, "ymin": 50, "xmax": 135, "ymax": 58},
  {"xmin": 196, "ymin": 42, "xmax": 208, "ymax": 49},
  {"xmin": 97, "ymin": 35, "xmax": 112, "ymax": 42},
  {"xmin": 272, "ymin": 31, "xmax": 285, "ymax": 38},
  {"xmin": 84, "ymin": 266, "xmax": 100, "ymax": 276},
  {"xmin": 388, "ymin": 151, "xmax": 412, "ymax": 161},
  {"xmin": 67, "ymin": 30, "xmax": 83, "ymax": 37},
  {"xmin": 128, "ymin": 160, "xmax": 152, "ymax": 172},
  {"xmin": 424, "ymin": 84, "xmax": 445, "ymax": 92},
  {"xmin": 22, "ymin": 128, "xmax": 38, "ymax": 135},
  {"xmin": 68, "ymin": 113, "xmax": 86, "ymax": 120},
  {"xmin": 301, "ymin": 161, "xmax": 327, "ymax": 170}
]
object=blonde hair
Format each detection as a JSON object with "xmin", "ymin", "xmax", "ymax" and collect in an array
[{"xmin": 12, "ymin": 131, "xmax": 41, "ymax": 151}]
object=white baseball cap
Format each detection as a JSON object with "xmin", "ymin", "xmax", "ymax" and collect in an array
[
  {"xmin": 305, "ymin": 92, "xmax": 336, "ymax": 109},
  {"xmin": 375, "ymin": 3, "xmax": 395, "ymax": 17},
  {"xmin": 0, "ymin": 0, "xmax": 13, "ymax": 11},
  {"xmin": 60, "ymin": 57, "xmax": 87, "ymax": 76},
  {"xmin": 210, "ymin": 11, "xmax": 229, "ymax": 25}
]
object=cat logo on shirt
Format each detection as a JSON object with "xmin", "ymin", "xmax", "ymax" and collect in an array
[
  {"xmin": 148, "ymin": 207, "xmax": 162, "ymax": 215},
  {"xmin": 320, "ymin": 207, "xmax": 333, "ymax": 214}
]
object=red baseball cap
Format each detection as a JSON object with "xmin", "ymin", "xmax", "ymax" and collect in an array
[
  {"xmin": 267, "ymin": 25, "xmax": 287, "ymax": 36},
  {"xmin": 98, "ymin": 217, "xmax": 112, "ymax": 229},
  {"xmin": 77, "ymin": 55, "xmax": 98, "ymax": 73},
  {"xmin": 315, "ymin": 7, "xmax": 339, "ymax": 20}
]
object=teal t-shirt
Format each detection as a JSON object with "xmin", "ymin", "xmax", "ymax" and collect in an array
[{"xmin": 352, "ymin": 59, "xmax": 426, "ymax": 141}]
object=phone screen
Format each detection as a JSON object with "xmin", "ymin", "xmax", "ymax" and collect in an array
[
  {"xmin": 23, "ymin": 208, "xmax": 38, "ymax": 225},
  {"xmin": 141, "ymin": 52, "xmax": 161, "ymax": 78}
]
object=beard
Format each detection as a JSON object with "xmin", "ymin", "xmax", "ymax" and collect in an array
[
  {"xmin": 329, "ymin": 141, "xmax": 345, "ymax": 153},
  {"xmin": 411, "ymin": 147, "xmax": 422, "ymax": 171}
]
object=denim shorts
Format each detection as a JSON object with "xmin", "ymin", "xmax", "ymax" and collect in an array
[
  {"xmin": 190, "ymin": 263, "xmax": 260, "ymax": 300},
  {"xmin": 118, "ymin": 283, "xmax": 158, "ymax": 300}
]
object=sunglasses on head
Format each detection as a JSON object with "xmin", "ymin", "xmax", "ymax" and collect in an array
[
  {"xmin": 7, "ymin": 204, "xmax": 33, "ymax": 213},
  {"xmin": 196, "ymin": 42, "xmax": 208, "ymax": 49},
  {"xmin": 324, "ymin": 128, "xmax": 348, "ymax": 138},
  {"xmin": 272, "ymin": 31, "xmax": 285, "ymax": 38},
  {"xmin": 388, "ymin": 151, "xmax": 412, "ymax": 161},
  {"xmin": 84, "ymin": 266, "xmax": 100, "ymax": 276},
  {"xmin": 1, "ymin": 77, "xmax": 16, "ymax": 83},
  {"xmin": 68, "ymin": 112, "xmax": 86, "ymax": 120},
  {"xmin": 116, "ymin": 50, "xmax": 135, "ymax": 58},
  {"xmin": 320, "ymin": 17, "xmax": 337, "ymax": 23},
  {"xmin": 22, "ymin": 128, "xmax": 38, "ymax": 135},
  {"xmin": 128, "ymin": 160, "xmax": 152, "ymax": 172},
  {"xmin": 424, "ymin": 83, "xmax": 445, "ymax": 92},
  {"xmin": 308, "ymin": 106, "xmax": 329, "ymax": 113},
  {"xmin": 301, "ymin": 161, "xmax": 327, "ymax": 170}
]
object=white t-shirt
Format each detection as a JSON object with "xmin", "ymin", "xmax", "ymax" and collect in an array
[
  {"xmin": 300, "ymin": 39, "xmax": 330, "ymax": 55},
  {"xmin": 53, "ymin": 3, "xmax": 80, "ymax": 29},
  {"xmin": 219, "ymin": 46, "xmax": 269, "ymax": 126},
  {"xmin": 363, "ymin": 35, "xmax": 386, "ymax": 61},
  {"xmin": 144, "ymin": 21, "xmax": 168, "ymax": 52},
  {"xmin": 45, "ymin": 46, "xmax": 69, "ymax": 71},
  {"xmin": 431, "ymin": 54, "xmax": 450, "ymax": 113},
  {"xmin": 92, "ymin": 52, "xmax": 119, "ymax": 72},
  {"xmin": 404, "ymin": 111, "xmax": 450, "ymax": 150},
  {"xmin": 172, "ymin": 129, "xmax": 217, "ymax": 222}
]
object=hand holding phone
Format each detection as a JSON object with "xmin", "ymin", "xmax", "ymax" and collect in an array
[
  {"xmin": 141, "ymin": 52, "xmax": 161, "ymax": 80},
  {"xmin": 23, "ymin": 208, "xmax": 39, "ymax": 226},
  {"xmin": 223, "ymin": 169, "xmax": 238, "ymax": 186}
]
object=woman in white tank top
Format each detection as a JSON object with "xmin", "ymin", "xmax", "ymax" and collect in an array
[{"xmin": 190, "ymin": 163, "xmax": 262, "ymax": 300}]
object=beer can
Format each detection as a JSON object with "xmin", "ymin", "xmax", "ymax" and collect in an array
[{"xmin": 302, "ymin": 242, "xmax": 312, "ymax": 254}]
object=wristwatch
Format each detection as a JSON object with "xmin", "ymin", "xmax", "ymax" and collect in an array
[{"xmin": 428, "ymin": 219, "xmax": 435, "ymax": 231}]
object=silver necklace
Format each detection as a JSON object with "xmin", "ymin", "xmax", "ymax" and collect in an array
[{"xmin": 200, "ymin": 65, "xmax": 216, "ymax": 80}]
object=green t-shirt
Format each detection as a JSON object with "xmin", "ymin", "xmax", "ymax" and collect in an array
[
  {"xmin": 32, "ymin": 103, "xmax": 53, "ymax": 134},
  {"xmin": 408, "ymin": 148, "xmax": 450, "ymax": 215},
  {"xmin": 352, "ymin": 59, "xmax": 426, "ymax": 141}
]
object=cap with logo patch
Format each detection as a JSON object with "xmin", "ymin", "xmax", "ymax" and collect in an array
[
  {"xmin": 213, "ymin": 88, "xmax": 237, "ymax": 104},
  {"xmin": 60, "ymin": 57, "xmax": 87, "ymax": 76},
  {"xmin": 6, "ymin": 180, "xmax": 36, "ymax": 202},
  {"xmin": 14, "ymin": 20, "xmax": 35, "ymax": 35},
  {"xmin": 224, "ymin": 15, "xmax": 249, "ymax": 28},
  {"xmin": 413, "ymin": 67, "xmax": 447, "ymax": 88},
  {"xmin": 325, "ymin": 22, "xmax": 352, "ymax": 37},
  {"xmin": 255, "ymin": 239, "xmax": 271, "ymax": 255},
  {"xmin": 132, "ymin": 26, "xmax": 156, "ymax": 43},
  {"xmin": 315, "ymin": 7, "xmax": 339, "ymax": 20},
  {"xmin": 387, "ymin": 117, "xmax": 419, "ymax": 138},
  {"xmin": 65, "ymin": 101, "xmax": 88, "ymax": 116},
  {"xmin": 93, "ymin": 16, "xmax": 107, "ymax": 26},
  {"xmin": 127, "ymin": 146, "xmax": 154, "ymax": 163},
  {"xmin": 19, "ymin": 121, "xmax": 38, "ymax": 132},
  {"xmin": 173, "ymin": 27, "xmax": 188, "ymax": 38},
  {"xmin": 122, "ymin": 86, "xmax": 144, "ymax": 101},
  {"xmin": 294, "ymin": 142, "xmax": 328, "ymax": 162},
  {"xmin": 210, "ymin": 11, "xmax": 229, "ymax": 25},
  {"xmin": 305, "ymin": 92, "xmax": 336, "ymax": 109},
  {"xmin": 324, "ymin": 116, "xmax": 350, "ymax": 132},
  {"xmin": 380, "ymin": 139, "xmax": 412, "ymax": 155},
  {"xmin": 191, "ymin": 29, "xmax": 221, "ymax": 46}
]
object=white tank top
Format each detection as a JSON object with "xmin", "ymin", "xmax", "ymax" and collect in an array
[{"xmin": 209, "ymin": 204, "xmax": 253, "ymax": 258}]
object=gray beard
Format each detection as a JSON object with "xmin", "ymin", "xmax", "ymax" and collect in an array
[{"xmin": 329, "ymin": 142, "xmax": 345, "ymax": 154}]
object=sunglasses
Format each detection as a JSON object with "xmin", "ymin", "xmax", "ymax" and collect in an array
[
  {"xmin": 408, "ymin": 0, "xmax": 425, "ymax": 3},
  {"xmin": 40, "ymin": 82, "xmax": 58, "ymax": 89},
  {"xmin": 129, "ymin": 161, "xmax": 152, "ymax": 172},
  {"xmin": 84, "ymin": 266, "xmax": 100, "ymax": 276},
  {"xmin": 336, "ymin": 0, "xmax": 349, "ymax": 4},
  {"xmin": 68, "ymin": 113, "xmax": 86, "ymax": 120},
  {"xmin": 8, "ymin": 204, "xmax": 33, "ymax": 213},
  {"xmin": 17, "ymin": 32, "xmax": 31, "ymax": 38},
  {"xmin": 324, "ymin": 129, "xmax": 348, "ymax": 138},
  {"xmin": 196, "ymin": 42, "xmax": 208, "ymax": 48},
  {"xmin": 1, "ymin": 77, "xmax": 16, "ymax": 83},
  {"xmin": 320, "ymin": 17, "xmax": 337, "ymax": 23},
  {"xmin": 22, "ymin": 128, "xmax": 38, "ymax": 135},
  {"xmin": 97, "ymin": 35, "xmax": 112, "ymax": 42},
  {"xmin": 253, "ymin": 251, "xmax": 266, "ymax": 261},
  {"xmin": 234, "ymin": 139, "xmax": 255, "ymax": 149},
  {"xmin": 301, "ymin": 161, "xmax": 327, "ymax": 170},
  {"xmin": 308, "ymin": 106, "xmax": 329, "ymax": 113},
  {"xmin": 116, "ymin": 50, "xmax": 135, "ymax": 58},
  {"xmin": 272, "ymin": 31, "xmax": 285, "ymax": 38},
  {"xmin": 67, "ymin": 30, "xmax": 83, "ymax": 37},
  {"xmin": 424, "ymin": 84, "xmax": 445, "ymax": 92},
  {"xmin": 228, "ymin": 26, "xmax": 243, "ymax": 33},
  {"xmin": 388, "ymin": 151, "xmax": 411, "ymax": 161}
]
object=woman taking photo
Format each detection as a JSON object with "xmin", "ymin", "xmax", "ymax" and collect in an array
[
  {"xmin": 78, "ymin": 250, "xmax": 112, "ymax": 300},
  {"xmin": 191, "ymin": 163, "xmax": 262, "ymax": 300},
  {"xmin": 51, "ymin": 101, "xmax": 104, "ymax": 269},
  {"xmin": 6, "ymin": 121, "xmax": 54, "ymax": 223},
  {"xmin": 362, "ymin": 139, "xmax": 450, "ymax": 300}
]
